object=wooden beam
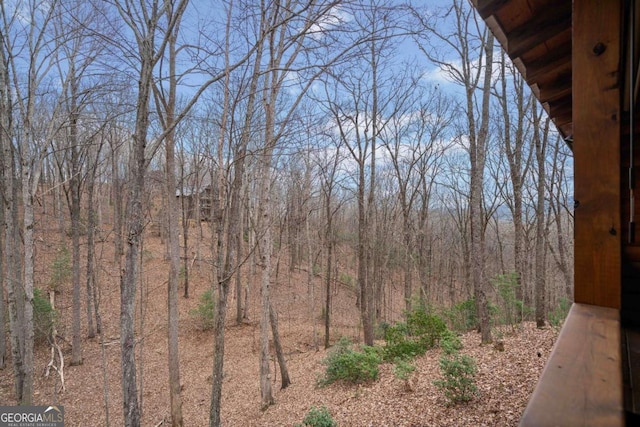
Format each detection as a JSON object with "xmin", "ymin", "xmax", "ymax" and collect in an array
[
  {"xmin": 520, "ymin": 304, "xmax": 623, "ymax": 426},
  {"xmin": 507, "ymin": 1, "xmax": 571, "ymax": 59},
  {"xmin": 524, "ymin": 42, "xmax": 572, "ymax": 84},
  {"xmin": 538, "ymin": 72, "xmax": 571, "ymax": 103},
  {"xmin": 471, "ymin": 0, "xmax": 510, "ymax": 19},
  {"xmin": 573, "ymin": 0, "xmax": 621, "ymax": 308}
]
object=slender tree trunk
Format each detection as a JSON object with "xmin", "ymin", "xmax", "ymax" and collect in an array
[
  {"xmin": 20, "ymin": 155, "xmax": 36, "ymax": 405},
  {"xmin": 0, "ymin": 52, "xmax": 7, "ymax": 370},
  {"xmin": 306, "ymin": 216, "xmax": 318, "ymax": 350},
  {"xmin": 324, "ymin": 215, "xmax": 333, "ymax": 349},
  {"xmin": 210, "ymin": 3, "xmax": 244, "ymax": 423},
  {"xmin": 165, "ymin": 124, "xmax": 184, "ymax": 427},
  {"xmin": 498, "ymin": 53, "xmax": 529, "ymax": 321},
  {"xmin": 112, "ymin": 142, "xmax": 124, "ymax": 262},
  {"xmin": 159, "ymin": 16, "xmax": 184, "ymax": 425},
  {"xmin": 86, "ymin": 167, "xmax": 98, "ymax": 337},
  {"xmin": 120, "ymin": 48, "xmax": 153, "ymax": 427},
  {"xmin": 534, "ymin": 103, "xmax": 549, "ymax": 328},
  {"xmin": 0, "ymin": 169, "xmax": 5, "ymax": 370},
  {"xmin": 403, "ymin": 215, "xmax": 413, "ymax": 313},
  {"xmin": 70, "ymin": 99, "xmax": 83, "ymax": 365},
  {"xmin": 269, "ymin": 303, "xmax": 291, "ymax": 388},
  {"xmin": 470, "ymin": 32, "xmax": 494, "ymax": 344},
  {"xmin": 258, "ymin": 163, "xmax": 275, "ymax": 408},
  {"xmin": 236, "ymin": 199, "xmax": 244, "ymax": 325},
  {"xmin": 5, "ymin": 144, "xmax": 24, "ymax": 399}
]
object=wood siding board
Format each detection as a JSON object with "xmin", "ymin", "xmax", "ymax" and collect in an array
[
  {"xmin": 520, "ymin": 304, "xmax": 623, "ymax": 426},
  {"xmin": 573, "ymin": 0, "xmax": 622, "ymax": 309}
]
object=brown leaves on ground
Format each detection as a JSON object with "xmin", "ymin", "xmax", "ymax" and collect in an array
[{"xmin": 0, "ymin": 234, "xmax": 558, "ymax": 426}]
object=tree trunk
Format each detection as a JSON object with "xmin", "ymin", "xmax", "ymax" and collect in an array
[
  {"xmin": 0, "ymin": 170, "xmax": 5, "ymax": 370},
  {"xmin": 120, "ymin": 43, "xmax": 154, "ymax": 427},
  {"xmin": 0, "ymin": 54, "xmax": 7, "ymax": 370},
  {"xmin": 236, "ymin": 201, "xmax": 244, "ymax": 325},
  {"xmin": 70, "ymin": 99, "xmax": 83, "ymax": 365},
  {"xmin": 403, "ymin": 216, "xmax": 413, "ymax": 313},
  {"xmin": 158, "ymin": 16, "xmax": 185, "ymax": 425},
  {"xmin": 258, "ymin": 166, "xmax": 275, "ymax": 408},
  {"xmin": 86, "ymin": 168, "xmax": 98, "ymax": 337},
  {"xmin": 20, "ymin": 154, "xmax": 36, "ymax": 405},
  {"xmin": 534, "ymin": 102, "xmax": 549, "ymax": 328},
  {"xmin": 165, "ymin": 124, "xmax": 184, "ymax": 427},
  {"xmin": 269, "ymin": 303, "xmax": 291, "ymax": 388},
  {"xmin": 324, "ymin": 217, "xmax": 333, "ymax": 349},
  {"xmin": 112, "ymin": 142, "xmax": 124, "ymax": 262},
  {"xmin": 470, "ymin": 31, "xmax": 494, "ymax": 345}
]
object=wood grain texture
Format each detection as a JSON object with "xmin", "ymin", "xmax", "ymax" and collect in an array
[
  {"xmin": 573, "ymin": 0, "xmax": 622, "ymax": 309},
  {"xmin": 520, "ymin": 304, "xmax": 623, "ymax": 427}
]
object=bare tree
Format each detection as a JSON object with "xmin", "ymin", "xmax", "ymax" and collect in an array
[
  {"xmin": 494, "ymin": 51, "xmax": 533, "ymax": 315},
  {"xmin": 381, "ymin": 85, "xmax": 453, "ymax": 311},
  {"xmin": 546, "ymin": 133, "xmax": 574, "ymax": 299},
  {"xmin": 0, "ymin": 0, "xmax": 64, "ymax": 403},
  {"xmin": 532, "ymin": 101, "xmax": 551, "ymax": 327},
  {"xmin": 151, "ymin": 1, "xmax": 190, "ymax": 424},
  {"xmin": 252, "ymin": 0, "xmax": 359, "ymax": 405},
  {"xmin": 413, "ymin": 0, "xmax": 495, "ymax": 343},
  {"xmin": 0, "ymin": 23, "xmax": 9, "ymax": 371},
  {"xmin": 112, "ymin": 1, "xmax": 186, "ymax": 423},
  {"xmin": 51, "ymin": 0, "xmax": 111, "ymax": 365}
]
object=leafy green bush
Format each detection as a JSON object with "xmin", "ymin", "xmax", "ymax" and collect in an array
[
  {"xmin": 49, "ymin": 246, "xmax": 71, "ymax": 292},
  {"xmin": 384, "ymin": 323, "xmax": 424, "ymax": 360},
  {"xmin": 296, "ymin": 406, "xmax": 336, "ymax": 427},
  {"xmin": 406, "ymin": 309, "xmax": 447, "ymax": 348},
  {"xmin": 493, "ymin": 272, "xmax": 520, "ymax": 326},
  {"xmin": 548, "ymin": 297, "xmax": 571, "ymax": 328},
  {"xmin": 339, "ymin": 273, "xmax": 354, "ymax": 289},
  {"xmin": 435, "ymin": 352, "xmax": 478, "ymax": 404},
  {"xmin": 375, "ymin": 321, "xmax": 390, "ymax": 340},
  {"xmin": 320, "ymin": 337, "xmax": 382, "ymax": 385},
  {"xmin": 383, "ymin": 308, "xmax": 446, "ymax": 361},
  {"xmin": 442, "ymin": 298, "xmax": 478, "ymax": 332},
  {"xmin": 392, "ymin": 358, "xmax": 416, "ymax": 380},
  {"xmin": 33, "ymin": 288, "xmax": 57, "ymax": 343},
  {"xmin": 434, "ymin": 330, "xmax": 477, "ymax": 405},
  {"xmin": 439, "ymin": 329, "xmax": 463, "ymax": 355},
  {"xmin": 189, "ymin": 289, "xmax": 215, "ymax": 331}
]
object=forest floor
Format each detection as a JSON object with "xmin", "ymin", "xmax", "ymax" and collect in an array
[{"xmin": 0, "ymin": 222, "xmax": 559, "ymax": 426}]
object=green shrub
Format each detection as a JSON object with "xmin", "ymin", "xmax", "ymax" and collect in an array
[
  {"xmin": 383, "ymin": 309, "xmax": 446, "ymax": 361},
  {"xmin": 406, "ymin": 309, "xmax": 446, "ymax": 348},
  {"xmin": 442, "ymin": 298, "xmax": 478, "ymax": 332},
  {"xmin": 384, "ymin": 323, "xmax": 418, "ymax": 359},
  {"xmin": 339, "ymin": 273, "xmax": 354, "ymax": 289},
  {"xmin": 33, "ymin": 288, "xmax": 57, "ymax": 343},
  {"xmin": 434, "ymin": 331, "xmax": 477, "ymax": 405},
  {"xmin": 493, "ymin": 272, "xmax": 518, "ymax": 325},
  {"xmin": 375, "ymin": 321, "xmax": 390, "ymax": 340},
  {"xmin": 548, "ymin": 297, "xmax": 571, "ymax": 328},
  {"xmin": 49, "ymin": 246, "xmax": 71, "ymax": 292},
  {"xmin": 296, "ymin": 406, "xmax": 336, "ymax": 427},
  {"xmin": 515, "ymin": 300, "xmax": 534, "ymax": 321},
  {"xmin": 392, "ymin": 358, "xmax": 416, "ymax": 380},
  {"xmin": 320, "ymin": 337, "xmax": 382, "ymax": 385},
  {"xmin": 189, "ymin": 289, "xmax": 215, "ymax": 331},
  {"xmin": 439, "ymin": 329, "xmax": 463, "ymax": 356},
  {"xmin": 434, "ymin": 353, "xmax": 478, "ymax": 404}
]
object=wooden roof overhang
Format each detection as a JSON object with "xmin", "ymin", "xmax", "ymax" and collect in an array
[{"xmin": 471, "ymin": 0, "xmax": 574, "ymax": 142}]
